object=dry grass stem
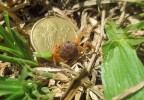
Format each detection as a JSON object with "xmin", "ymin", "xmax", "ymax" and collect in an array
[
  {"xmin": 10, "ymin": 2, "xmax": 30, "ymax": 12},
  {"xmin": 117, "ymin": 2, "xmax": 127, "ymax": 24},
  {"xmin": 112, "ymin": 81, "xmax": 144, "ymax": 100},
  {"xmin": 0, "ymin": 2, "xmax": 22, "ymax": 22},
  {"xmin": 87, "ymin": 8, "xmax": 105, "ymax": 73}
]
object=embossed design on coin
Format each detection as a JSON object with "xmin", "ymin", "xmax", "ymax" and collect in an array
[{"xmin": 31, "ymin": 17, "xmax": 77, "ymax": 52}]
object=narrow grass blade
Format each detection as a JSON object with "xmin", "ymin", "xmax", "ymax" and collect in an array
[
  {"xmin": 11, "ymin": 29, "xmax": 34, "ymax": 60},
  {"xmin": 3, "ymin": 11, "xmax": 12, "ymax": 34},
  {"xmin": 6, "ymin": 93, "xmax": 25, "ymax": 100},
  {"xmin": 124, "ymin": 20, "xmax": 144, "ymax": 32},
  {"xmin": 0, "ymin": 25, "xmax": 15, "ymax": 49},
  {"xmin": 0, "ymin": 12, "xmax": 34, "ymax": 61},
  {"xmin": 0, "ymin": 55, "xmax": 38, "ymax": 66},
  {"xmin": 0, "ymin": 78, "xmax": 24, "ymax": 96},
  {"xmin": 0, "ymin": 45, "xmax": 21, "ymax": 57}
]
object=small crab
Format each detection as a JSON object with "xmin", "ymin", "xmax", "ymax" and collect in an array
[{"xmin": 52, "ymin": 32, "xmax": 94, "ymax": 64}]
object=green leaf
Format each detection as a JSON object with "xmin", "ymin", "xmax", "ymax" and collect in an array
[
  {"xmin": 0, "ymin": 45, "xmax": 21, "ymax": 57},
  {"xmin": 3, "ymin": 11, "xmax": 12, "ymax": 35},
  {"xmin": 34, "ymin": 51, "xmax": 52, "ymax": 59},
  {"xmin": 0, "ymin": 11, "xmax": 36, "ymax": 66},
  {"xmin": 126, "ymin": 38, "xmax": 144, "ymax": 45},
  {"xmin": 0, "ymin": 25, "xmax": 16, "ymax": 49},
  {"xmin": 41, "ymin": 87, "xmax": 50, "ymax": 93},
  {"xmin": 1, "ymin": 12, "xmax": 34, "ymax": 60},
  {"xmin": 102, "ymin": 40, "xmax": 144, "ymax": 99},
  {"xmin": 105, "ymin": 21, "xmax": 124, "ymax": 40},
  {"xmin": 0, "ymin": 78, "xmax": 24, "ymax": 96},
  {"xmin": 11, "ymin": 29, "xmax": 34, "ymax": 60},
  {"xmin": 19, "ymin": 66, "xmax": 32, "ymax": 81},
  {"xmin": 6, "ymin": 93, "xmax": 25, "ymax": 100},
  {"xmin": 128, "ymin": 2, "xmax": 144, "ymax": 6},
  {"xmin": 124, "ymin": 20, "xmax": 144, "ymax": 32},
  {"xmin": 0, "ymin": 69, "xmax": 54, "ymax": 100},
  {"xmin": 102, "ymin": 21, "xmax": 144, "ymax": 99},
  {"xmin": 0, "ymin": 55, "xmax": 38, "ymax": 66},
  {"xmin": 41, "ymin": 72, "xmax": 53, "ymax": 79}
]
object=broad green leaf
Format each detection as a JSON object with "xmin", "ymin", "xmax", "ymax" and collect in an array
[
  {"xmin": 102, "ymin": 39, "xmax": 144, "ymax": 99},
  {"xmin": 104, "ymin": 21, "xmax": 144, "ymax": 47},
  {"xmin": 102, "ymin": 21, "xmax": 144, "ymax": 99},
  {"xmin": 126, "ymin": 38, "xmax": 144, "ymax": 45},
  {"xmin": 105, "ymin": 21, "xmax": 124, "ymax": 40}
]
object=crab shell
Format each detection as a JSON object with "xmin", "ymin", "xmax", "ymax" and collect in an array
[{"xmin": 59, "ymin": 41, "xmax": 78, "ymax": 60}]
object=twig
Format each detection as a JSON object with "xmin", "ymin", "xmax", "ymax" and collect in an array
[
  {"xmin": 59, "ymin": 62, "xmax": 79, "ymax": 76},
  {"xmin": 61, "ymin": 69, "xmax": 89, "ymax": 100},
  {"xmin": 87, "ymin": 7, "xmax": 105, "ymax": 73},
  {"xmin": 117, "ymin": 2, "xmax": 127, "ymax": 24},
  {"xmin": 90, "ymin": 86, "xmax": 104, "ymax": 100},
  {"xmin": 10, "ymin": 2, "xmax": 30, "ymax": 12},
  {"xmin": 91, "ymin": 69, "xmax": 97, "ymax": 84},
  {"xmin": 0, "ymin": 2, "xmax": 22, "ymax": 22},
  {"xmin": 112, "ymin": 81, "xmax": 144, "ymax": 100},
  {"xmin": 72, "ymin": 0, "xmax": 141, "ymax": 10}
]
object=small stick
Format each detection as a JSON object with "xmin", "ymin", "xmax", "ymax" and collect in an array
[
  {"xmin": 0, "ymin": 2, "xmax": 22, "ymax": 22},
  {"xmin": 87, "ymin": 8, "xmax": 105, "ymax": 73},
  {"xmin": 61, "ymin": 69, "xmax": 89, "ymax": 100},
  {"xmin": 117, "ymin": 2, "xmax": 127, "ymax": 24},
  {"xmin": 10, "ymin": 2, "xmax": 30, "ymax": 12}
]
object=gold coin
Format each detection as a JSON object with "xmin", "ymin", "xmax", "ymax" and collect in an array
[{"xmin": 30, "ymin": 16, "xmax": 77, "ymax": 52}]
